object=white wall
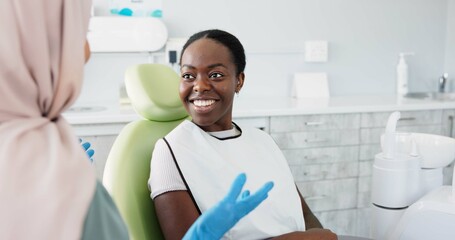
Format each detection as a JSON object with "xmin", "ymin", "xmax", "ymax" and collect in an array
[
  {"xmin": 91, "ymin": 0, "xmax": 452, "ymax": 98},
  {"xmin": 445, "ymin": 0, "xmax": 455, "ymax": 90}
]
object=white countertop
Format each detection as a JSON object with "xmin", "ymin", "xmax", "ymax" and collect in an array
[{"xmin": 63, "ymin": 95, "xmax": 455, "ymax": 125}]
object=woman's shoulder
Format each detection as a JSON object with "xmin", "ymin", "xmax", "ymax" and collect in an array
[{"xmin": 81, "ymin": 181, "xmax": 129, "ymax": 240}]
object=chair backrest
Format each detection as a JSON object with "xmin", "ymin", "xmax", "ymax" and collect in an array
[{"xmin": 103, "ymin": 64, "xmax": 189, "ymax": 240}]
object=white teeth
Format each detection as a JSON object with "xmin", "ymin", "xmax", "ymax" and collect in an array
[{"xmin": 193, "ymin": 99, "xmax": 215, "ymax": 107}]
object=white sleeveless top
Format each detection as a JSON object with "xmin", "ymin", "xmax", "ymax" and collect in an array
[{"xmin": 151, "ymin": 120, "xmax": 304, "ymax": 239}]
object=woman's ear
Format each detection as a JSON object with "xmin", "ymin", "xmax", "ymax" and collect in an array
[{"xmin": 236, "ymin": 72, "xmax": 245, "ymax": 93}]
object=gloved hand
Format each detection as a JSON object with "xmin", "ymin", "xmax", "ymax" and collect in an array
[
  {"xmin": 183, "ymin": 173, "xmax": 274, "ymax": 240},
  {"xmin": 79, "ymin": 138, "xmax": 94, "ymax": 163}
]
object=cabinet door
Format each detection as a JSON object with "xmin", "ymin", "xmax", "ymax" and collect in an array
[
  {"xmin": 360, "ymin": 125, "xmax": 443, "ymax": 144},
  {"xmin": 270, "ymin": 113, "xmax": 360, "ymax": 133},
  {"xmin": 284, "ymin": 146, "xmax": 359, "ymax": 182},
  {"xmin": 442, "ymin": 109, "xmax": 455, "ymax": 137},
  {"xmin": 297, "ymin": 178, "xmax": 358, "ymax": 212},
  {"xmin": 315, "ymin": 209, "xmax": 357, "ymax": 236},
  {"xmin": 442, "ymin": 110, "xmax": 455, "ymax": 185},
  {"xmin": 360, "ymin": 110, "xmax": 443, "ymax": 128},
  {"xmin": 272, "ymin": 129, "xmax": 359, "ymax": 149}
]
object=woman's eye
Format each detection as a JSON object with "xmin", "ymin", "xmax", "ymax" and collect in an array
[
  {"xmin": 182, "ymin": 73, "xmax": 195, "ymax": 80},
  {"xmin": 209, "ymin": 72, "xmax": 224, "ymax": 79}
]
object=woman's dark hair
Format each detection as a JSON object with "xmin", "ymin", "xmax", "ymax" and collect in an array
[{"xmin": 179, "ymin": 29, "xmax": 246, "ymax": 75}]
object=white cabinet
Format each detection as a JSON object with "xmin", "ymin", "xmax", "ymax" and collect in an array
[{"xmin": 270, "ymin": 113, "xmax": 360, "ymax": 235}]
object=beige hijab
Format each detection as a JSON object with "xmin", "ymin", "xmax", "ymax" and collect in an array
[{"xmin": 0, "ymin": 0, "xmax": 95, "ymax": 239}]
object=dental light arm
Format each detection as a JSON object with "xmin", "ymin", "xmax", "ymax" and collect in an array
[{"xmin": 183, "ymin": 173, "xmax": 274, "ymax": 240}]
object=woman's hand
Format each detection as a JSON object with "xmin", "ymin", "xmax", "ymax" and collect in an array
[
  {"xmin": 273, "ymin": 228, "xmax": 338, "ymax": 240},
  {"xmin": 79, "ymin": 138, "xmax": 94, "ymax": 163},
  {"xmin": 183, "ymin": 173, "xmax": 274, "ymax": 240}
]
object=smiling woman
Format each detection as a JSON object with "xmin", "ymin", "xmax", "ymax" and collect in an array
[
  {"xmin": 148, "ymin": 29, "xmax": 337, "ymax": 240},
  {"xmin": 178, "ymin": 35, "xmax": 244, "ymax": 132}
]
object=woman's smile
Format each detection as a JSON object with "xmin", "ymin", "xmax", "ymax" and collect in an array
[{"xmin": 191, "ymin": 99, "xmax": 218, "ymax": 113}]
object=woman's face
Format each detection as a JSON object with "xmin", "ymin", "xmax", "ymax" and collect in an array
[{"xmin": 180, "ymin": 38, "xmax": 244, "ymax": 132}]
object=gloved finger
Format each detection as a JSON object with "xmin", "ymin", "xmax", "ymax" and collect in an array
[
  {"xmin": 86, "ymin": 149, "xmax": 95, "ymax": 159},
  {"xmin": 81, "ymin": 142, "xmax": 91, "ymax": 151},
  {"xmin": 225, "ymin": 173, "xmax": 247, "ymax": 202},
  {"xmin": 241, "ymin": 190, "xmax": 250, "ymax": 200},
  {"xmin": 240, "ymin": 181, "xmax": 274, "ymax": 211}
]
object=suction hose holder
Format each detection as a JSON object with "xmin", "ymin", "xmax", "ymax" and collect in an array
[{"xmin": 384, "ymin": 111, "xmax": 401, "ymax": 159}]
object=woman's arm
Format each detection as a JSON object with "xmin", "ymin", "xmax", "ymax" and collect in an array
[
  {"xmin": 271, "ymin": 229, "xmax": 338, "ymax": 240},
  {"xmin": 153, "ymin": 191, "xmax": 199, "ymax": 240},
  {"xmin": 269, "ymin": 186, "xmax": 338, "ymax": 240},
  {"xmin": 296, "ymin": 186, "xmax": 323, "ymax": 229}
]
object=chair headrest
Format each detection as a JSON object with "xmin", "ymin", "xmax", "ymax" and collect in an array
[{"xmin": 125, "ymin": 64, "xmax": 188, "ymax": 122}]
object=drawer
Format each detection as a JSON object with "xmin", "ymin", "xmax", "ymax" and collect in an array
[
  {"xmin": 233, "ymin": 117, "xmax": 270, "ymax": 132},
  {"xmin": 271, "ymin": 129, "xmax": 360, "ymax": 149},
  {"xmin": 356, "ymin": 208, "xmax": 372, "ymax": 238},
  {"xmin": 297, "ymin": 178, "xmax": 358, "ymax": 212},
  {"xmin": 357, "ymin": 176, "xmax": 372, "ymax": 208},
  {"xmin": 358, "ymin": 159, "xmax": 374, "ymax": 177},
  {"xmin": 72, "ymin": 123, "xmax": 126, "ymax": 136},
  {"xmin": 270, "ymin": 113, "xmax": 360, "ymax": 133},
  {"xmin": 360, "ymin": 125, "xmax": 443, "ymax": 144},
  {"xmin": 289, "ymin": 161, "xmax": 359, "ymax": 182},
  {"xmin": 360, "ymin": 110, "xmax": 443, "ymax": 128},
  {"xmin": 442, "ymin": 109, "xmax": 455, "ymax": 137},
  {"xmin": 314, "ymin": 209, "xmax": 357, "ymax": 236},
  {"xmin": 359, "ymin": 144, "xmax": 381, "ymax": 161},
  {"xmin": 282, "ymin": 146, "xmax": 359, "ymax": 165}
]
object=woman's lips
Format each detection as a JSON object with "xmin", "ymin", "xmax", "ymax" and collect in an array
[{"xmin": 191, "ymin": 99, "xmax": 217, "ymax": 113}]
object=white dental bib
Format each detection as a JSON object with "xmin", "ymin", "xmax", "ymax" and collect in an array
[{"xmin": 164, "ymin": 120, "xmax": 305, "ymax": 239}]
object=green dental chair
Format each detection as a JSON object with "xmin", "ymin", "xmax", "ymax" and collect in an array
[{"xmin": 103, "ymin": 64, "xmax": 189, "ymax": 240}]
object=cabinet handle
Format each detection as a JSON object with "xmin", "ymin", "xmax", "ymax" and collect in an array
[
  {"xmin": 304, "ymin": 138, "xmax": 329, "ymax": 143},
  {"xmin": 398, "ymin": 117, "xmax": 416, "ymax": 121},
  {"xmin": 305, "ymin": 121, "xmax": 325, "ymax": 126},
  {"xmin": 304, "ymin": 154, "xmax": 330, "ymax": 161},
  {"xmin": 303, "ymin": 194, "xmax": 328, "ymax": 201},
  {"xmin": 449, "ymin": 115, "xmax": 454, "ymax": 138}
]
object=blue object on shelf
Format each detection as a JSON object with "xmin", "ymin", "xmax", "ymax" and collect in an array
[
  {"xmin": 118, "ymin": 8, "xmax": 133, "ymax": 16},
  {"xmin": 150, "ymin": 9, "xmax": 162, "ymax": 18}
]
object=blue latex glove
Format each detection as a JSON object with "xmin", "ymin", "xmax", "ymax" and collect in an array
[
  {"xmin": 79, "ymin": 138, "xmax": 94, "ymax": 163},
  {"xmin": 183, "ymin": 173, "xmax": 274, "ymax": 240}
]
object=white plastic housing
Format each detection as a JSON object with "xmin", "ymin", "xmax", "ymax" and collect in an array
[
  {"xmin": 372, "ymin": 152, "xmax": 421, "ymax": 208},
  {"xmin": 372, "ymin": 205, "xmax": 406, "ymax": 240},
  {"xmin": 389, "ymin": 186, "xmax": 455, "ymax": 240},
  {"xmin": 412, "ymin": 133, "xmax": 455, "ymax": 168},
  {"xmin": 87, "ymin": 17, "xmax": 168, "ymax": 52}
]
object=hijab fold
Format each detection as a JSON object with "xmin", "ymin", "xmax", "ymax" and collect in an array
[{"xmin": 0, "ymin": 0, "xmax": 95, "ymax": 239}]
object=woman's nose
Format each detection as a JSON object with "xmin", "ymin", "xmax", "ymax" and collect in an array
[{"xmin": 193, "ymin": 76, "xmax": 211, "ymax": 93}]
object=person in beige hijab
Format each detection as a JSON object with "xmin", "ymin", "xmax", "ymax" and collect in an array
[{"xmin": 0, "ymin": 0, "xmax": 128, "ymax": 239}]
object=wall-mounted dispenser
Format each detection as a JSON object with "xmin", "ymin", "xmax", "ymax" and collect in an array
[{"xmin": 87, "ymin": 16, "xmax": 168, "ymax": 53}]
